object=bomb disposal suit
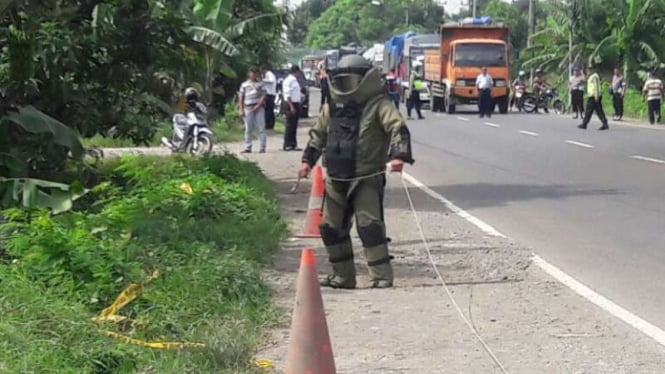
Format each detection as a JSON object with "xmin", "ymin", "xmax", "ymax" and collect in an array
[{"xmin": 299, "ymin": 55, "xmax": 415, "ymax": 289}]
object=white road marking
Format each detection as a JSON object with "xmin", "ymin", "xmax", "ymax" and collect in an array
[
  {"xmin": 532, "ymin": 255, "xmax": 665, "ymax": 348},
  {"xmin": 483, "ymin": 122, "xmax": 500, "ymax": 128},
  {"xmin": 631, "ymin": 155, "xmax": 665, "ymax": 165},
  {"xmin": 519, "ymin": 130, "xmax": 540, "ymax": 137},
  {"xmin": 401, "ymin": 171, "xmax": 665, "ymax": 349},
  {"xmin": 457, "ymin": 116, "xmax": 469, "ymax": 121},
  {"xmin": 401, "ymin": 173, "xmax": 505, "ymax": 238},
  {"xmin": 565, "ymin": 140, "xmax": 594, "ymax": 148}
]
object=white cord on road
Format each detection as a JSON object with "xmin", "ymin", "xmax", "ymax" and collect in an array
[{"xmin": 399, "ymin": 175, "xmax": 510, "ymax": 374}]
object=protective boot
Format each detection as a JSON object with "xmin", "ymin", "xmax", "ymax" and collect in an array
[
  {"xmin": 319, "ymin": 223, "xmax": 357, "ymax": 289},
  {"xmin": 319, "ymin": 258, "xmax": 356, "ymax": 289},
  {"xmin": 364, "ymin": 246, "xmax": 394, "ymax": 288}
]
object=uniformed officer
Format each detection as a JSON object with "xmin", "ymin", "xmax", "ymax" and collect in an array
[{"xmin": 298, "ymin": 54, "xmax": 415, "ymax": 289}]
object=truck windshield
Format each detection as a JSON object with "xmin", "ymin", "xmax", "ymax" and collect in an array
[{"xmin": 454, "ymin": 43, "xmax": 506, "ymax": 67}]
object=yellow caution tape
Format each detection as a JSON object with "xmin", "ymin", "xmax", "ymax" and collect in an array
[
  {"xmin": 94, "ymin": 271, "xmax": 276, "ymax": 368},
  {"xmin": 93, "ymin": 271, "xmax": 206, "ymax": 350},
  {"xmin": 102, "ymin": 331, "xmax": 206, "ymax": 349},
  {"xmin": 180, "ymin": 182, "xmax": 194, "ymax": 195},
  {"xmin": 254, "ymin": 359, "xmax": 274, "ymax": 368},
  {"xmin": 97, "ymin": 283, "xmax": 141, "ymax": 318}
]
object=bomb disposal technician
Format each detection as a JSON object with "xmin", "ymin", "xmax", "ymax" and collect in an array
[{"xmin": 298, "ymin": 55, "xmax": 415, "ymax": 289}]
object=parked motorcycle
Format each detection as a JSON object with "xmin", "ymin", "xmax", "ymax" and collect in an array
[
  {"xmin": 523, "ymin": 88, "xmax": 565, "ymax": 114},
  {"xmin": 161, "ymin": 111, "xmax": 213, "ymax": 156}
]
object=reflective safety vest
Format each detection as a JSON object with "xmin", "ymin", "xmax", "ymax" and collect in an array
[{"xmin": 413, "ymin": 79, "xmax": 424, "ymax": 90}]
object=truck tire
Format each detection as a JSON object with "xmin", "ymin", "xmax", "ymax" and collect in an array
[
  {"xmin": 432, "ymin": 96, "xmax": 442, "ymax": 112},
  {"xmin": 448, "ymin": 102, "xmax": 456, "ymax": 114},
  {"xmin": 497, "ymin": 96, "xmax": 509, "ymax": 114}
]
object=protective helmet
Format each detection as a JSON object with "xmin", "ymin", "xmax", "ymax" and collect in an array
[
  {"xmin": 518, "ymin": 70, "xmax": 526, "ymax": 76},
  {"xmin": 535, "ymin": 68, "xmax": 542, "ymax": 74},
  {"xmin": 330, "ymin": 54, "xmax": 372, "ymax": 93},
  {"xmin": 184, "ymin": 87, "xmax": 199, "ymax": 102}
]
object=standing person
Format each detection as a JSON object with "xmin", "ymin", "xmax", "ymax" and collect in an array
[
  {"xmin": 569, "ymin": 67, "xmax": 586, "ymax": 119},
  {"xmin": 261, "ymin": 64, "xmax": 277, "ymax": 130},
  {"xmin": 319, "ymin": 68, "xmax": 331, "ymax": 109},
  {"xmin": 642, "ymin": 70, "xmax": 663, "ymax": 125},
  {"xmin": 293, "ymin": 65, "xmax": 309, "ymax": 118},
  {"xmin": 385, "ymin": 69, "xmax": 401, "ymax": 109},
  {"xmin": 282, "ymin": 65, "xmax": 303, "ymax": 151},
  {"xmin": 476, "ymin": 66, "xmax": 494, "ymax": 118},
  {"xmin": 577, "ymin": 64, "xmax": 609, "ymax": 130},
  {"xmin": 238, "ymin": 67, "xmax": 267, "ymax": 153},
  {"xmin": 298, "ymin": 54, "xmax": 414, "ymax": 289},
  {"xmin": 406, "ymin": 62, "xmax": 425, "ymax": 120},
  {"xmin": 533, "ymin": 69, "xmax": 551, "ymax": 113},
  {"xmin": 610, "ymin": 67, "xmax": 626, "ymax": 121}
]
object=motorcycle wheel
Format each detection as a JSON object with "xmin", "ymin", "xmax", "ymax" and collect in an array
[
  {"xmin": 523, "ymin": 96, "xmax": 537, "ymax": 113},
  {"xmin": 552, "ymin": 99, "xmax": 565, "ymax": 115},
  {"xmin": 187, "ymin": 134, "xmax": 213, "ymax": 156}
]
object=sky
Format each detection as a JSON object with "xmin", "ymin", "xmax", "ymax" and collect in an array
[{"xmin": 274, "ymin": 0, "xmax": 468, "ymax": 15}]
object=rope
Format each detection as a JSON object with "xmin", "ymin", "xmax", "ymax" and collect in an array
[
  {"xmin": 399, "ymin": 175, "xmax": 510, "ymax": 374},
  {"xmin": 327, "ymin": 170, "xmax": 386, "ymax": 182}
]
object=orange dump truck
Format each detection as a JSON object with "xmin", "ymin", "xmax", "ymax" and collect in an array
[{"xmin": 424, "ymin": 22, "xmax": 510, "ymax": 114}]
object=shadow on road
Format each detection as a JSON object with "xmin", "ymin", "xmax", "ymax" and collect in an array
[{"xmin": 426, "ymin": 182, "xmax": 622, "ymax": 209}]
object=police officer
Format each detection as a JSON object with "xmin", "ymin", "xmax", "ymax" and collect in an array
[
  {"xmin": 298, "ymin": 54, "xmax": 415, "ymax": 289},
  {"xmin": 407, "ymin": 62, "xmax": 425, "ymax": 120}
]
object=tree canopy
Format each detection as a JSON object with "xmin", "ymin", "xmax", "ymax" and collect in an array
[{"xmin": 301, "ymin": 0, "xmax": 447, "ymax": 48}]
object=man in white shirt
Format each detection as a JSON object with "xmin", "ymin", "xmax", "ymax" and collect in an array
[
  {"xmin": 476, "ymin": 66, "xmax": 494, "ymax": 118},
  {"xmin": 642, "ymin": 70, "xmax": 663, "ymax": 125},
  {"xmin": 282, "ymin": 65, "xmax": 303, "ymax": 151},
  {"xmin": 261, "ymin": 65, "xmax": 277, "ymax": 130}
]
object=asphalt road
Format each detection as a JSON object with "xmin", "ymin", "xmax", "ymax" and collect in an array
[
  {"xmin": 404, "ymin": 104, "xmax": 665, "ymax": 331},
  {"xmin": 307, "ymin": 88, "xmax": 665, "ymax": 332}
]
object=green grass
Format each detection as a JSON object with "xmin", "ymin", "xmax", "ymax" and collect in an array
[{"xmin": 0, "ymin": 154, "xmax": 287, "ymax": 373}]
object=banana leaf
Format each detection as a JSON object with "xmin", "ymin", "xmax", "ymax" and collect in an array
[
  {"xmin": 0, "ymin": 177, "xmax": 88, "ymax": 214},
  {"xmin": 4, "ymin": 105, "xmax": 85, "ymax": 160}
]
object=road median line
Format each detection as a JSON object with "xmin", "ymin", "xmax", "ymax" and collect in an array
[
  {"xmin": 631, "ymin": 155, "xmax": 665, "ymax": 164},
  {"xmin": 565, "ymin": 140, "xmax": 594, "ymax": 148}
]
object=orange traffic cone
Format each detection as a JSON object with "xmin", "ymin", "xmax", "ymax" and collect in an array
[
  {"xmin": 285, "ymin": 248, "xmax": 336, "ymax": 374},
  {"xmin": 295, "ymin": 165, "xmax": 324, "ymax": 238}
]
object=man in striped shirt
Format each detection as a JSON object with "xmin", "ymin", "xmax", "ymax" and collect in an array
[{"xmin": 642, "ymin": 70, "xmax": 663, "ymax": 125}]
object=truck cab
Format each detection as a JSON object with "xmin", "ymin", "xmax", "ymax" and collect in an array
[{"xmin": 425, "ymin": 20, "xmax": 511, "ymax": 114}]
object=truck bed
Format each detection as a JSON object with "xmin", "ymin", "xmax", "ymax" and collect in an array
[{"xmin": 424, "ymin": 49, "xmax": 441, "ymax": 83}]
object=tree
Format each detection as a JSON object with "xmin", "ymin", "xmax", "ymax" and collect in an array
[
  {"xmin": 287, "ymin": 0, "xmax": 334, "ymax": 46},
  {"xmin": 305, "ymin": 0, "xmax": 446, "ymax": 49}
]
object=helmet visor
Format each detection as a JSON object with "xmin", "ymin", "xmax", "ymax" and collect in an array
[{"xmin": 331, "ymin": 73, "xmax": 363, "ymax": 93}]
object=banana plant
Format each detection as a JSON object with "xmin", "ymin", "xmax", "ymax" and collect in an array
[
  {"xmin": 180, "ymin": 0, "xmax": 285, "ymax": 101},
  {"xmin": 0, "ymin": 106, "xmax": 88, "ymax": 214},
  {"xmin": 588, "ymin": 0, "xmax": 665, "ymax": 84}
]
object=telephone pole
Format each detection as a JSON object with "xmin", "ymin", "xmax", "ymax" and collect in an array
[
  {"xmin": 472, "ymin": 0, "xmax": 477, "ymax": 18},
  {"xmin": 527, "ymin": 0, "xmax": 535, "ymax": 88}
]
